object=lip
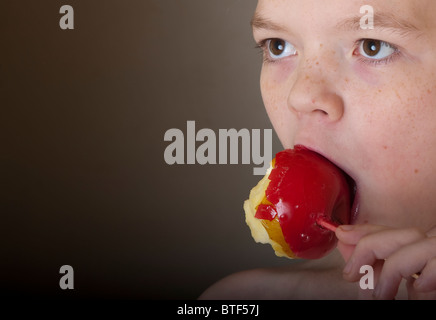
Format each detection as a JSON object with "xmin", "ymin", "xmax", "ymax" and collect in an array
[
  {"xmin": 294, "ymin": 144, "xmax": 359, "ymax": 224},
  {"xmin": 350, "ymin": 188, "xmax": 360, "ymax": 224}
]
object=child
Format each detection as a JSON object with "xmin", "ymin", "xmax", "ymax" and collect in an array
[{"xmin": 200, "ymin": 0, "xmax": 436, "ymax": 299}]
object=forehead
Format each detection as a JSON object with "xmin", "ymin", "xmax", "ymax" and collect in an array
[{"xmin": 254, "ymin": 0, "xmax": 434, "ymax": 32}]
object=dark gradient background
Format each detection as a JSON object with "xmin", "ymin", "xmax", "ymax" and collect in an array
[{"xmin": 2, "ymin": 0, "xmax": 290, "ymax": 299}]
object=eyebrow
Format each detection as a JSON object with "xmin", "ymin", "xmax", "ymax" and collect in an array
[
  {"xmin": 336, "ymin": 12, "xmax": 422, "ymax": 36},
  {"xmin": 251, "ymin": 12, "xmax": 287, "ymax": 32},
  {"xmin": 251, "ymin": 11, "xmax": 423, "ymax": 37}
]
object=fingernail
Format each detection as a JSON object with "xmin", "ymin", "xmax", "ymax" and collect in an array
[
  {"xmin": 373, "ymin": 280, "xmax": 388, "ymax": 300},
  {"xmin": 413, "ymin": 274, "xmax": 423, "ymax": 289},
  {"xmin": 339, "ymin": 225, "xmax": 354, "ymax": 232},
  {"xmin": 373, "ymin": 284, "xmax": 382, "ymax": 299},
  {"xmin": 343, "ymin": 259, "xmax": 353, "ymax": 275}
]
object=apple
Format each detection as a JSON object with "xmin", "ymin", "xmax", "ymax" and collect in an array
[{"xmin": 246, "ymin": 145, "xmax": 352, "ymax": 259}]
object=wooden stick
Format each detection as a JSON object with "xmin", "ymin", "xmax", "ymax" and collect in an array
[{"xmin": 316, "ymin": 218, "xmax": 339, "ymax": 232}]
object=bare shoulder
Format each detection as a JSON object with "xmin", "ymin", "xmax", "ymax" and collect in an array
[{"xmin": 199, "ymin": 250, "xmax": 358, "ymax": 300}]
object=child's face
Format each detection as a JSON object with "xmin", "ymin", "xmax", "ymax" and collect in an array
[{"xmin": 253, "ymin": 0, "xmax": 436, "ymax": 228}]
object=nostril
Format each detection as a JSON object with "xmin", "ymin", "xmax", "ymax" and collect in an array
[
  {"xmin": 311, "ymin": 101, "xmax": 330, "ymax": 116},
  {"xmin": 288, "ymin": 80, "xmax": 344, "ymax": 121},
  {"xmin": 315, "ymin": 109, "xmax": 328, "ymax": 115}
]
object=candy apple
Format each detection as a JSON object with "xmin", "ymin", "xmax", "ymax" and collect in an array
[{"xmin": 244, "ymin": 145, "xmax": 353, "ymax": 259}]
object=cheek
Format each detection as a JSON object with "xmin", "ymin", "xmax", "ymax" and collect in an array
[
  {"xmin": 379, "ymin": 82, "xmax": 436, "ymax": 152},
  {"xmin": 353, "ymin": 77, "xmax": 436, "ymax": 188},
  {"xmin": 260, "ymin": 64, "xmax": 296, "ymax": 148},
  {"xmin": 351, "ymin": 62, "xmax": 381, "ymax": 85}
]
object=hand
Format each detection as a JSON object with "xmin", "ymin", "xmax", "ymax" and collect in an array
[{"xmin": 335, "ymin": 224, "xmax": 436, "ymax": 300}]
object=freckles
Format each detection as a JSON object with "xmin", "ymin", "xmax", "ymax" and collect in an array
[
  {"xmin": 261, "ymin": 62, "xmax": 296, "ymax": 110},
  {"xmin": 261, "ymin": 79, "xmax": 284, "ymax": 115},
  {"xmin": 393, "ymin": 88, "xmax": 404, "ymax": 103},
  {"xmin": 351, "ymin": 63, "xmax": 380, "ymax": 85}
]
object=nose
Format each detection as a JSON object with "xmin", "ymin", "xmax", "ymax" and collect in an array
[{"xmin": 287, "ymin": 57, "xmax": 344, "ymax": 122}]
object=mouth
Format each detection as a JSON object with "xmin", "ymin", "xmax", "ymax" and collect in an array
[
  {"xmin": 344, "ymin": 171, "xmax": 359, "ymax": 224},
  {"xmin": 295, "ymin": 144, "xmax": 359, "ymax": 224}
]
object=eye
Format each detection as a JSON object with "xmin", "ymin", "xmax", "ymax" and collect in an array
[
  {"xmin": 358, "ymin": 39, "xmax": 397, "ymax": 60},
  {"xmin": 266, "ymin": 38, "xmax": 297, "ymax": 60}
]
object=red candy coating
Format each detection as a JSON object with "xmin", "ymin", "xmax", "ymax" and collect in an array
[{"xmin": 255, "ymin": 146, "xmax": 351, "ymax": 259}]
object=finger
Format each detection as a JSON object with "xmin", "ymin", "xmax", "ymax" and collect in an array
[
  {"xmin": 414, "ymin": 252, "xmax": 436, "ymax": 292},
  {"xmin": 374, "ymin": 236, "xmax": 436, "ymax": 300},
  {"xmin": 336, "ymin": 241, "xmax": 355, "ymax": 263},
  {"xmin": 426, "ymin": 225, "xmax": 436, "ymax": 237},
  {"xmin": 406, "ymin": 278, "xmax": 436, "ymax": 300},
  {"xmin": 343, "ymin": 227, "xmax": 425, "ymax": 282},
  {"xmin": 336, "ymin": 224, "xmax": 387, "ymax": 266},
  {"xmin": 335, "ymin": 224, "xmax": 388, "ymax": 245}
]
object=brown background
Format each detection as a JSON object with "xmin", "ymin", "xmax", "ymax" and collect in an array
[{"xmin": 2, "ymin": 0, "xmax": 290, "ymax": 299}]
